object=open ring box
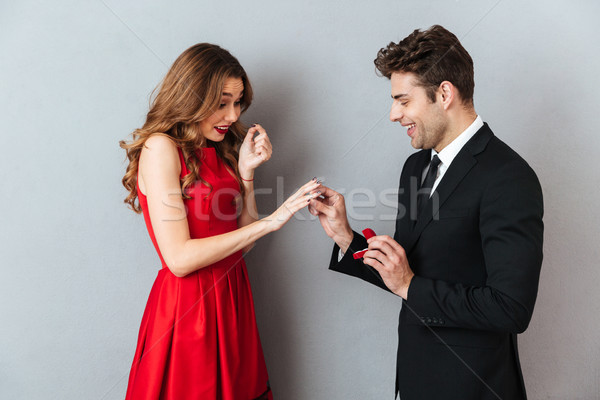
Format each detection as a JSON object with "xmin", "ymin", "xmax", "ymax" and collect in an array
[{"xmin": 352, "ymin": 228, "xmax": 376, "ymax": 259}]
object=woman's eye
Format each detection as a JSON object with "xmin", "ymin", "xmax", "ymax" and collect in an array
[
  {"xmin": 234, "ymin": 101, "xmax": 241, "ymax": 106},
  {"xmin": 219, "ymin": 103, "xmax": 226, "ymax": 109}
]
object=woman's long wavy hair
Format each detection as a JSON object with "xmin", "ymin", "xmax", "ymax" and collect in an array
[{"xmin": 120, "ymin": 43, "xmax": 253, "ymax": 213}]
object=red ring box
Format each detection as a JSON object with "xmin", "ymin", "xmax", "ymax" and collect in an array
[{"xmin": 353, "ymin": 229, "xmax": 376, "ymax": 259}]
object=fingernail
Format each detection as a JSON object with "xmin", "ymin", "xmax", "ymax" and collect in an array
[
  {"xmin": 317, "ymin": 180, "xmax": 322, "ymax": 184},
  {"xmin": 312, "ymin": 177, "xmax": 317, "ymax": 181},
  {"xmin": 317, "ymin": 191, "xmax": 321, "ymax": 194},
  {"xmin": 251, "ymin": 124, "xmax": 256, "ymax": 127}
]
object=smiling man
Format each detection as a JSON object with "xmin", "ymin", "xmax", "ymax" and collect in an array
[{"xmin": 309, "ymin": 25, "xmax": 544, "ymax": 399}]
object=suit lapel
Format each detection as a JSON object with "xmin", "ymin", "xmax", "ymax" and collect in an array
[
  {"xmin": 404, "ymin": 124, "xmax": 494, "ymax": 254},
  {"xmin": 395, "ymin": 150, "xmax": 430, "ymax": 246}
]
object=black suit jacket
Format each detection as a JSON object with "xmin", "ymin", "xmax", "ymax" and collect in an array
[{"xmin": 329, "ymin": 124, "xmax": 543, "ymax": 400}]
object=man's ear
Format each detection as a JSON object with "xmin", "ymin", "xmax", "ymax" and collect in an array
[{"xmin": 438, "ymin": 81, "xmax": 455, "ymax": 110}]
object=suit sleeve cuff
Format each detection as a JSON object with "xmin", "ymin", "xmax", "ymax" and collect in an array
[
  {"xmin": 329, "ymin": 230, "xmax": 368, "ymax": 271},
  {"xmin": 405, "ymin": 276, "xmax": 448, "ymax": 327}
]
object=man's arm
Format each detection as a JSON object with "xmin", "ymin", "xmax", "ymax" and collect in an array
[
  {"xmin": 329, "ymin": 231, "xmax": 391, "ymax": 292},
  {"xmin": 366, "ymin": 161, "xmax": 543, "ymax": 333},
  {"xmin": 405, "ymin": 164, "xmax": 543, "ymax": 333},
  {"xmin": 310, "ymin": 186, "xmax": 391, "ymax": 292}
]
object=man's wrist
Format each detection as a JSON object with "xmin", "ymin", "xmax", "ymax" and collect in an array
[
  {"xmin": 395, "ymin": 273, "xmax": 415, "ymax": 300},
  {"xmin": 334, "ymin": 228, "xmax": 354, "ymax": 253}
]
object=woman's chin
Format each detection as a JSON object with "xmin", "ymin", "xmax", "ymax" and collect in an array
[{"xmin": 205, "ymin": 134, "xmax": 226, "ymax": 143}]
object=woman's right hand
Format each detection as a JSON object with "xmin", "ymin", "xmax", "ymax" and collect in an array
[{"xmin": 265, "ymin": 179, "xmax": 322, "ymax": 231}]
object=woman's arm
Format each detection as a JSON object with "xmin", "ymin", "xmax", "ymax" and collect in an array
[
  {"xmin": 237, "ymin": 124, "xmax": 272, "ymax": 229},
  {"xmin": 238, "ymin": 178, "xmax": 258, "ymax": 253},
  {"xmin": 236, "ymin": 124, "xmax": 272, "ymax": 253},
  {"xmin": 238, "ymin": 178, "xmax": 258, "ymax": 228},
  {"xmin": 139, "ymin": 135, "xmax": 318, "ymax": 278}
]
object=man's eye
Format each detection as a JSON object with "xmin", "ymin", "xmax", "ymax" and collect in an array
[{"xmin": 401, "ymin": 102, "xmax": 408, "ymax": 106}]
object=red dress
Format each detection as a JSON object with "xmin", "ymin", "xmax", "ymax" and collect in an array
[{"xmin": 125, "ymin": 147, "xmax": 272, "ymax": 400}]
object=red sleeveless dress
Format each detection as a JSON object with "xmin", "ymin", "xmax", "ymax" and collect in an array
[{"xmin": 125, "ymin": 147, "xmax": 272, "ymax": 400}]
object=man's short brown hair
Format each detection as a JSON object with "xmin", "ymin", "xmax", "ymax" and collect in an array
[{"xmin": 374, "ymin": 25, "xmax": 474, "ymax": 105}]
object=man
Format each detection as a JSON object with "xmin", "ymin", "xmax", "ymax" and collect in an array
[{"xmin": 309, "ymin": 25, "xmax": 543, "ymax": 399}]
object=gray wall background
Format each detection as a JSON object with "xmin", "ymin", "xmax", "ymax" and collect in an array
[{"xmin": 1, "ymin": 0, "xmax": 599, "ymax": 399}]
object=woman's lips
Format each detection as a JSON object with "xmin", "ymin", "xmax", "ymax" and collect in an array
[{"xmin": 214, "ymin": 126, "xmax": 229, "ymax": 135}]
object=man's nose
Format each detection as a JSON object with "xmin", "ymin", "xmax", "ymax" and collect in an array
[{"xmin": 389, "ymin": 104, "xmax": 403, "ymax": 122}]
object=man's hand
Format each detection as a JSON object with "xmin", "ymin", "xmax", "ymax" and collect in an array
[
  {"xmin": 308, "ymin": 185, "xmax": 353, "ymax": 252},
  {"xmin": 363, "ymin": 235, "xmax": 414, "ymax": 299}
]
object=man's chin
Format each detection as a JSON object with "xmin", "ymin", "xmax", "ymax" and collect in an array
[{"xmin": 410, "ymin": 138, "xmax": 422, "ymax": 149}]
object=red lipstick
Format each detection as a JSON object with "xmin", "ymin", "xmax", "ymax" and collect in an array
[{"xmin": 214, "ymin": 126, "xmax": 229, "ymax": 135}]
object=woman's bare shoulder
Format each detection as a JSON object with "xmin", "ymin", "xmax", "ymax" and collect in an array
[
  {"xmin": 143, "ymin": 133, "xmax": 178, "ymax": 153},
  {"xmin": 140, "ymin": 134, "xmax": 180, "ymax": 163},
  {"xmin": 139, "ymin": 134, "xmax": 181, "ymax": 194}
]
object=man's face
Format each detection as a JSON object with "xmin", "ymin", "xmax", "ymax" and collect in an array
[{"xmin": 389, "ymin": 72, "xmax": 447, "ymax": 151}]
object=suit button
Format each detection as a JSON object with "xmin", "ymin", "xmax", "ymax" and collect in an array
[{"xmin": 425, "ymin": 318, "xmax": 432, "ymax": 324}]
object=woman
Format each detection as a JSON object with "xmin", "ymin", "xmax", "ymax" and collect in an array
[{"xmin": 120, "ymin": 43, "xmax": 320, "ymax": 400}]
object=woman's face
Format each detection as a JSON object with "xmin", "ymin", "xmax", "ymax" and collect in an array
[{"xmin": 199, "ymin": 77, "xmax": 244, "ymax": 142}]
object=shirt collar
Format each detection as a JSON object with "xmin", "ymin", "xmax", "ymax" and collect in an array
[{"xmin": 432, "ymin": 115, "xmax": 483, "ymax": 167}]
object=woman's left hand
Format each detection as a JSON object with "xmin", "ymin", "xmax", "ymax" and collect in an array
[{"xmin": 238, "ymin": 124, "xmax": 272, "ymax": 179}]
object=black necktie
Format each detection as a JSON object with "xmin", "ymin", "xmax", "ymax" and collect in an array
[{"xmin": 417, "ymin": 155, "xmax": 441, "ymax": 217}]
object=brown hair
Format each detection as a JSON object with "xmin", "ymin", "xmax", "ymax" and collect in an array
[
  {"xmin": 374, "ymin": 25, "xmax": 474, "ymax": 105},
  {"xmin": 120, "ymin": 43, "xmax": 253, "ymax": 213}
]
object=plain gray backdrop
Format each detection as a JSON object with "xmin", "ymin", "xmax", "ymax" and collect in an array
[{"xmin": 1, "ymin": 0, "xmax": 599, "ymax": 399}]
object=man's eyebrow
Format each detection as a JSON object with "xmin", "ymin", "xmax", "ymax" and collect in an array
[{"xmin": 392, "ymin": 93, "xmax": 409, "ymax": 100}]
